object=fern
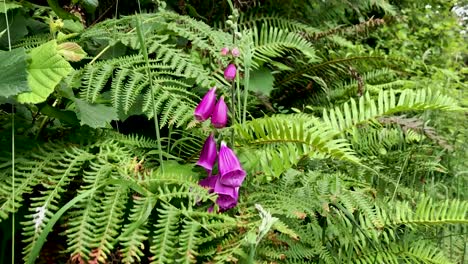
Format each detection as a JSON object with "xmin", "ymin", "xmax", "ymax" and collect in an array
[
  {"xmin": 235, "ymin": 114, "xmax": 359, "ymax": 179},
  {"xmin": 176, "ymin": 219, "xmax": 201, "ymax": 264},
  {"xmin": 243, "ymin": 170, "xmax": 466, "ymax": 263},
  {"xmin": 251, "ymin": 24, "xmax": 318, "ymax": 66},
  {"xmin": 150, "ymin": 203, "xmax": 180, "ymax": 263},
  {"xmin": 322, "ymin": 89, "xmax": 461, "ymax": 134},
  {"xmin": 89, "ymin": 184, "xmax": 128, "ymax": 263},
  {"xmin": 118, "ymin": 195, "xmax": 152, "ymax": 263}
]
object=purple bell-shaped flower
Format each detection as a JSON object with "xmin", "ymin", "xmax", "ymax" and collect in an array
[
  {"xmin": 199, "ymin": 174, "xmax": 219, "ymax": 192},
  {"xmin": 194, "ymin": 87, "xmax": 217, "ymax": 121},
  {"xmin": 196, "ymin": 133, "xmax": 217, "ymax": 172},
  {"xmin": 214, "ymin": 178, "xmax": 239, "ymax": 210},
  {"xmin": 211, "ymin": 96, "xmax": 228, "ymax": 128},
  {"xmin": 224, "ymin": 64, "xmax": 237, "ymax": 81},
  {"xmin": 218, "ymin": 141, "xmax": 246, "ymax": 187}
]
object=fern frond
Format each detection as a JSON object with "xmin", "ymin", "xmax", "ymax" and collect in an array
[
  {"xmin": 65, "ymin": 159, "xmax": 114, "ymax": 261},
  {"xmin": 322, "ymin": 89, "xmax": 461, "ymax": 134},
  {"xmin": 78, "ymin": 55, "xmax": 200, "ymax": 127},
  {"xmin": 236, "ymin": 114, "xmax": 360, "ymax": 168},
  {"xmin": 354, "ymin": 241, "xmax": 453, "ymax": 264},
  {"xmin": 251, "ymin": 24, "xmax": 318, "ymax": 65},
  {"xmin": 20, "ymin": 146, "xmax": 93, "ymax": 263},
  {"xmin": 387, "ymin": 197, "xmax": 468, "ymax": 227},
  {"xmin": 176, "ymin": 219, "xmax": 201, "ymax": 264},
  {"xmin": 150, "ymin": 203, "xmax": 180, "ymax": 264},
  {"xmin": 119, "ymin": 196, "xmax": 152, "ymax": 264},
  {"xmin": 88, "ymin": 184, "xmax": 128, "ymax": 264}
]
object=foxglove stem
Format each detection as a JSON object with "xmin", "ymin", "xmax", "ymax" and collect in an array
[
  {"xmin": 236, "ymin": 65, "xmax": 241, "ymax": 123},
  {"xmin": 230, "ymin": 80, "xmax": 236, "ymax": 146},
  {"xmin": 242, "ymin": 62, "xmax": 250, "ymax": 124}
]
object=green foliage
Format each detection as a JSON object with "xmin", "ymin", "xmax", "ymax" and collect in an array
[
  {"xmin": 0, "ymin": 132, "xmax": 240, "ymax": 263},
  {"xmin": 0, "ymin": 0, "xmax": 466, "ymax": 263},
  {"xmin": 17, "ymin": 40, "xmax": 73, "ymax": 104},
  {"xmin": 322, "ymin": 88, "xmax": 462, "ymax": 134},
  {"xmin": 0, "ymin": 47, "xmax": 29, "ymax": 98}
]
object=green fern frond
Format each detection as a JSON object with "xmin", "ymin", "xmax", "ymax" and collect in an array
[
  {"xmin": 0, "ymin": 144, "xmax": 91, "ymax": 221},
  {"xmin": 176, "ymin": 219, "xmax": 201, "ymax": 264},
  {"xmin": 119, "ymin": 196, "xmax": 152, "ymax": 264},
  {"xmin": 275, "ymin": 56, "xmax": 399, "ymax": 89},
  {"xmin": 20, "ymin": 146, "xmax": 93, "ymax": 262},
  {"xmin": 12, "ymin": 34, "xmax": 51, "ymax": 50},
  {"xmin": 88, "ymin": 184, "xmax": 128, "ymax": 263},
  {"xmin": 387, "ymin": 197, "xmax": 468, "ymax": 227},
  {"xmin": 65, "ymin": 159, "xmax": 114, "ymax": 261},
  {"xmin": 77, "ymin": 54, "xmax": 200, "ymax": 127},
  {"xmin": 252, "ymin": 24, "xmax": 318, "ymax": 65},
  {"xmin": 354, "ymin": 241, "xmax": 453, "ymax": 264},
  {"xmin": 322, "ymin": 89, "xmax": 461, "ymax": 134},
  {"xmin": 150, "ymin": 203, "xmax": 180, "ymax": 263},
  {"xmin": 236, "ymin": 114, "xmax": 360, "ymax": 168}
]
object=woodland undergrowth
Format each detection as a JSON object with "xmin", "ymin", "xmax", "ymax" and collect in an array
[{"xmin": 0, "ymin": 0, "xmax": 466, "ymax": 263}]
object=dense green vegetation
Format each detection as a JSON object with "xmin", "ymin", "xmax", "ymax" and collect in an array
[{"xmin": 0, "ymin": 0, "xmax": 466, "ymax": 263}]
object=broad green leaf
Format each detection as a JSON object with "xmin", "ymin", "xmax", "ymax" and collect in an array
[
  {"xmin": 249, "ymin": 67, "xmax": 275, "ymax": 96},
  {"xmin": 0, "ymin": 47, "xmax": 29, "ymax": 98},
  {"xmin": 17, "ymin": 40, "xmax": 73, "ymax": 104},
  {"xmin": 79, "ymin": 0, "xmax": 99, "ymax": 13},
  {"xmin": 75, "ymin": 99, "xmax": 118, "ymax": 128},
  {"xmin": 57, "ymin": 42, "xmax": 87, "ymax": 61},
  {"xmin": 0, "ymin": 2, "xmax": 22, "ymax": 13}
]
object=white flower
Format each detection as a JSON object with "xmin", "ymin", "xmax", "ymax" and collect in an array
[
  {"xmin": 33, "ymin": 206, "xmax": 46, "ymax": 231},
  {"xmin": 425, "ymin": 4, "xmax": 432, "ymax": 9}
]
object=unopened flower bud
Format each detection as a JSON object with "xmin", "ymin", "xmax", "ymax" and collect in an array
[
  {"xmin": 224, "ymin": 64, "xmax": 237, "ymax": 81},
  {"xmin": 220, "ymin": 47, "xmax": 230, "ymax": 56},
  {"xmin": 231, "ymin": 47, "xmax": 240, "ymax": 57}
]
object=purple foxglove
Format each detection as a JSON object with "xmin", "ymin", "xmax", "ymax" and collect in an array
[
  {"xmin": 224, "ymin": 64, "xmax": 237, "ymax": 81},
  {"xmin": 231, "ymin": 47, "xmax": 240, "ymax": 57},
  {"xmin": 194, "ymin": 87, "xmax": 217, "ymax": 121},
  {"xmin": 214, "ymin": 179, "xmax": 239, "ymax": 210},
  {"xmin": 220, "ymin": 47, "xmax": 230, "ymax": 56},
  {"xmin": 196, "ymin": 133, "xmax": 218, "ymax": 171},
  {"xmin": 211, "ymin": 96, "xmax": 228, "ymax": 128},
  {"xmin": 199, "ymin": 174, "xmax": 219, "ymax": 192},
  {"xmin": 218, "ymin": 141, "xmax": 246, "ymax": 187}
]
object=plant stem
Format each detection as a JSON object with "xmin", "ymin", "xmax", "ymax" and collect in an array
[
  {"xmin": 3, "ymin": 3, "xmax": 14, "ymax": 263},
  {"xmin": 135, "ymin": 13, "xmax": 164, "ymax": 172},
  {"xmin": 242, "ymin": 62, "xmax": 250, "ymax": 123},
  {"xmin": 247, "ymin": 244, "xmax": 256, "ymax": 264},
  {"xmin": 230, "ymin": 81, "xmax": 236, "ymax": 146},
  {"xmin": 89, "ymin": 45, "xmax": 111, "ymax": 64}
]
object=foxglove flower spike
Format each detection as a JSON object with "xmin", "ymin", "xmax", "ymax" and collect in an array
[
  {"xmin": 218, "ymin": 141, "xmax": 246, "ymax": 187},
  {"xmin": 214, "ymin": 179, "xmax": 239, "ymax": 210},
  {"xmin": 196, "ymin": 134, "xmax": 217, "ymax": 171},
  {"xmin": 194, "ymin": 87, "xmax": 217, "ymax": 121},
  {"xmin": 211, "ymin": 96, "xmax": 228, "ymax": 128}
]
